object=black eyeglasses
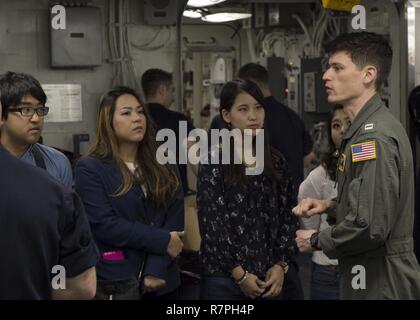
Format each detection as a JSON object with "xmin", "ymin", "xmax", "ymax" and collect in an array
[{"xmin": 8, "ymin": 106, "xmax": 50, "ymax": 117}]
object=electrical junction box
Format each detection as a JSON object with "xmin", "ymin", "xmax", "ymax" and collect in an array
[
  {"xmin": 322, "ymin": 0, "xmax": 362, "ymax": 12},
  {"xmin": 211, "ymin": 57, "xmax": 227, "ymax": 84},
  {"xmin": 50, "ymin": 7, "xmax": 103, "ymax": 68},
  {"xmin": 300, "ymin": 58, "xmax": 331, "ymax": 113},
  {"xmin": 287, "ymin": 74, "xmax": 299, "ymax": 114},
  {"xmin": 143, "ymin": 0, "xmax": 178, "ymax": 25},
  {"xmin": 268, "ymin": 3, "xmax": 280, "ymax": 26},
  {"xmin": 242, "ymin": 17, "xmax": 252, "ymax": 29},
  {"xmin": 303, "ymin": 72, "xmax": 316, "ymax": 112},
  {"xmin": 253, "ymin": 3, "xmax": 266, "ymax": 28},
  {"xmin": 267, "ymin": 57, "xmax": 286, "ymax": 105}
]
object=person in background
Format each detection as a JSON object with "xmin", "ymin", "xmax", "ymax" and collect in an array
[
  {"xmin": 298, "ymin": 105, "xmax": 350, "ymax": 300},
  {"xmin": 197, "ymin": 79, "xmax": 298, "ymax": 300},
  {"xmin": 141, "ymin": 68, "xmax": 196, "ymax": 195},
  {"xmin": 75, "ymin": 86, "xmax": 184, "ymax": 300},
  {"xmin": 0, "ymin": 72, "xmax": 73, "ymax": 190},
  {"xmin": 0, "ymin": 100, "xmax": 98, "ymax": 300}
]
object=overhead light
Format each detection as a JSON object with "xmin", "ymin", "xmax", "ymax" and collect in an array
[
  {"xmin": 409, "ymin": 0, "xmax": 420, "ymax": 7},
  {"xmin": 183, "ymin": 10, "xmax": 202, "ymax": 18},
  {"xmin": 201, "ymin": 12, "xmax": 252, "ymax": 23},
  {"xmin": 187, "ymin": 0, "xmax": 227, "ymax": 8}
]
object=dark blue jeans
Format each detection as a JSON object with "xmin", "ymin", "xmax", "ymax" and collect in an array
[
  {"xmin": 200, "ymin": 275, "xmax": 284, "ymax": 300},
  {"xmin": 142, "ymin": 288, "xmax": 179, "ymax": 300},
  {"xmin": 310, "ymin": 263, "xmax": 340, "ymax": 300},
  {"xmin": 95, "ymin": 278, "xmax": 141, "ymax": 300},
  {"xmin": 282, "ymin": 259, "xmax": 304, "ymax": 300}
]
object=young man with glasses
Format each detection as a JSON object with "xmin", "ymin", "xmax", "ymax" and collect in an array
[
  {"xmin": 0, "ymin": 100, "xmax": 98, "ymax": 300},
  {"xmin": 0, "ymin": 72, "xmax": 73, "ymax": 190}
]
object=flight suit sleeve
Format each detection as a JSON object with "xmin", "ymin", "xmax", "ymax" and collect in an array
[{"xmin": 319, "ymin": 135, "xmax": 400, "ymax": 259}]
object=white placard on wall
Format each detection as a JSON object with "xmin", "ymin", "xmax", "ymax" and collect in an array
[{"xmin": 42, "ymin": 84, "xmax": 82, "ymax": 122}]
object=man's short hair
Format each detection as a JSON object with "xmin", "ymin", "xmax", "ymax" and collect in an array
[
  {"xmin": 237, "ymin": 63, "xmax": 268, "ymax": 86},
  {"xmin": 141, "ymin": 68, "xmax": 173, "ymax": 98},
  {"xmin": 324, "ymin": 32, "xmax": 393, "ymax": 91},
  {"xmin": 0, "ymin": 71, "xmax": 47, "ymax": 120}
]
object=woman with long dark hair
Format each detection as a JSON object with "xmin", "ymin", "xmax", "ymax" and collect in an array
[
  {"xmin": 197, "ymin": 79, "xmax": 298, "ymax": 300},
  {"xmin": 75, "ymin": 86, "xmax": 184, "ymax": 300},
  {"xmin": 297, "ymin": 105, "xmax": 350, "ymax": 300}
]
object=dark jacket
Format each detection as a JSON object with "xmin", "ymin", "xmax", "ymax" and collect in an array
[
  {"xmin": 147, "ymin": 102, "xmax": 195, "ymax": 194},
  {"xmin": 75, "ymin": 156, "xmax": 184, "ymax": 295},
  {"xmin": 263, "ymin": 96, "xmax": 313, "ymax": 190},
  {"xmin": 0, "ymin": 146, "xmax": 97, "ymax": 299}
]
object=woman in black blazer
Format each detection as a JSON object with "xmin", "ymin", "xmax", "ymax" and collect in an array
[{"xmin": 75, "ymin": 86, "xmax": 184, "ymax": 300}]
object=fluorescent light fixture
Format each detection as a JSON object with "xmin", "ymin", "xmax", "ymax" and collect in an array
[
  {"xmin": 187, "ymin": 0, "xmax": 227, "ymax": 8},
  {"xmin": 183, "ymin": 10, "xmax": 202, "ymax": 18},
  {"xmin": 409, "ymin": 0, "xmax": 420, "ymax": 7},
  {"xmin": 201, "ymin": 12, "xmax": 252, "ymax": 23}
]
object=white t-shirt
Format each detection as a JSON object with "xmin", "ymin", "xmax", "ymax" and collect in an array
[
  {"xmin": 298, "ymin": 165, "xmax": 338, "ymax": 266},
  {"xmin": 125, "ymin": 162, "xmax": 147, "ymax": 197}
]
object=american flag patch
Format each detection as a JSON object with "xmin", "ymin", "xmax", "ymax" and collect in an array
[{"xmin": 351, "ymin": 141, "xmax": 376, "ymax": 163}]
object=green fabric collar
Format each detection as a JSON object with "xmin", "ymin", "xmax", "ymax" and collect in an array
[{"xmin": 343, "ymin": 93, "xmax": 384, "ymax": 141}]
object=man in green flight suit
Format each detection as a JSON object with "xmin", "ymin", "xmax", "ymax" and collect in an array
[{"xmin": 293, "ymin": 32, "xmax": 420, "ymax": 299}]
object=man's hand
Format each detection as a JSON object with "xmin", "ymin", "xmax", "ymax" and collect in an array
[
  {"xmin": 143, "ymin": 275, "xmax": 166, "ymax": 293},
  {"xmin": 295, "ymin": 229, "xmax": 318, "ymax": 253},
  {"xmin": 261, "ymin": 265, "xmax": 285, "ymax": 299},
  {"xmin": 292, "ymin": 198, "xmax": 333, "ymax": 217},
  {"xmin": 167, "ymin": 231, "xmax": 184, "ymax": 258}
]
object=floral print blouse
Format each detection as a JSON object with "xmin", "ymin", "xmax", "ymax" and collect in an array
[{"xmin": 197, "ymin": 149, "xmax": 299, "ymax": 278}]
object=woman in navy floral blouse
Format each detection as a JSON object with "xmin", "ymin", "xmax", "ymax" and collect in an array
[{"xmin": 197, "ymin": 79, "xmax": 299, "ymax": 300}]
